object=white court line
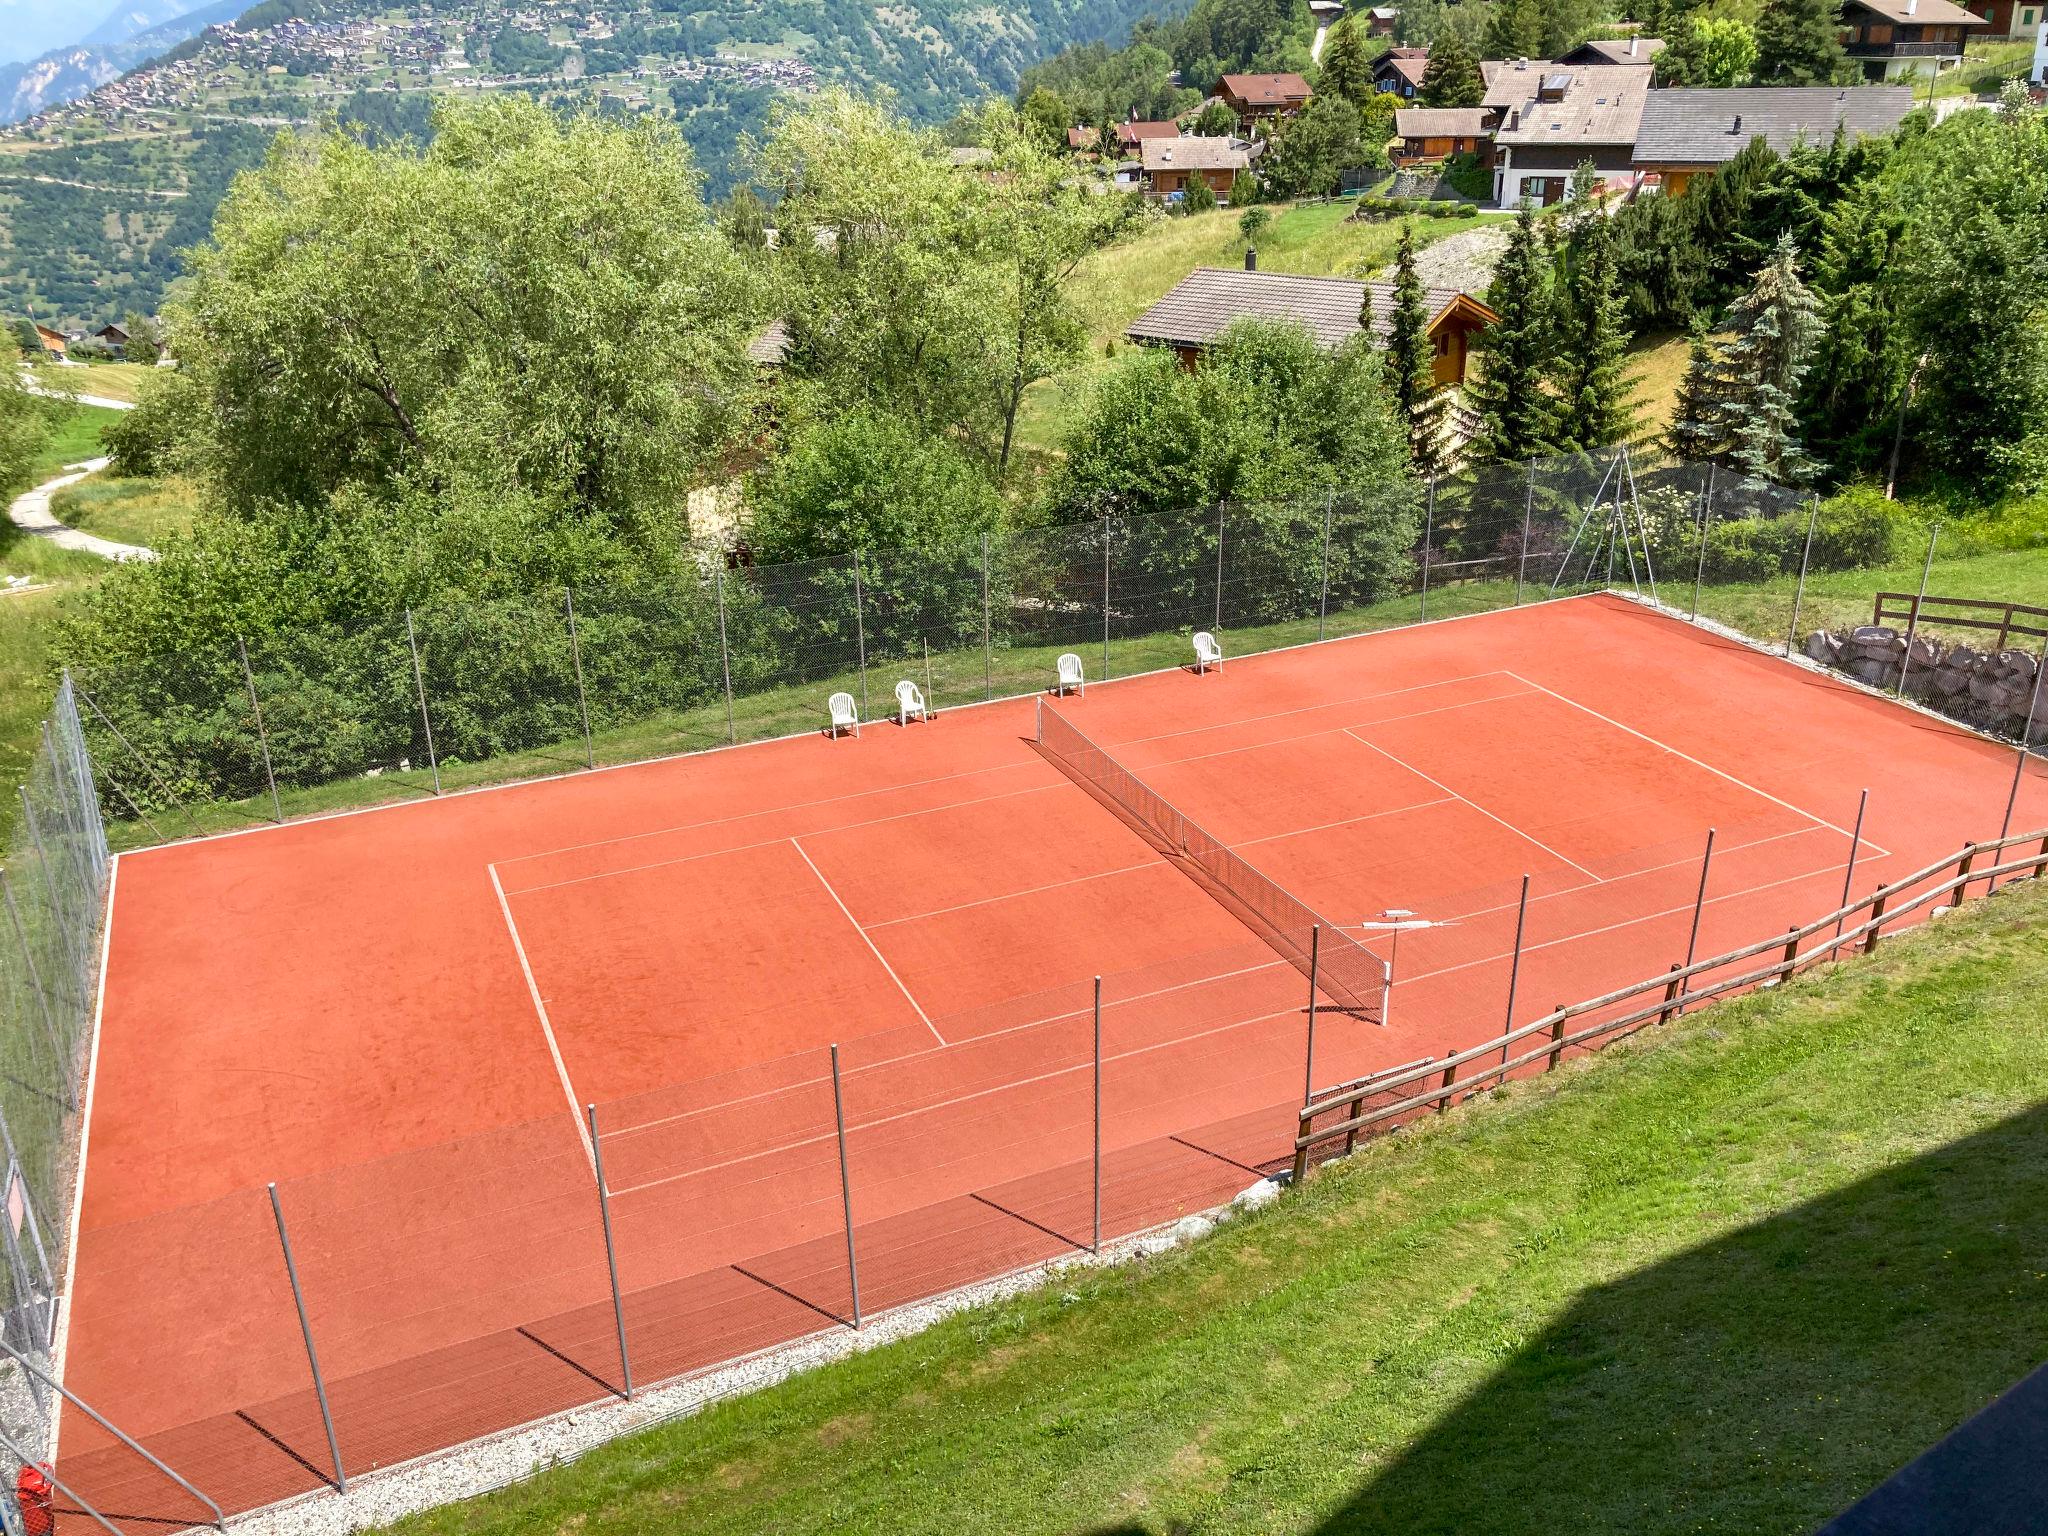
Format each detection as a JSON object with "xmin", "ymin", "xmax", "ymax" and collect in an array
[
  {"xmin": 1503, "ymin": 671, "xmax": 1862, "ymax": 838},
  {"xmin": 1143, "ymin": 687, "xmax": 1538, "ymax": 774},
  {"xmin": 789, "ymin": 837, "xmax": 945, "ymax": 1047},
  {"xmin": 1234, "ymin": 796, "xmax": 1456, "ymax": 850},
  {"xmin": 1118, "ymin": 669, "xmax": 1523, "ymax": 752},
  {"xmin": 1344, "ymin": 727, "xmax": 1604, "ymax": 882},
  {"xmin": 501, "ymin": 781, "xmax": 1062, "ymax": 899},
  {"xmin": 868, "ymin": 859, "xmax": 1159, "ymax": 930},
  {"xmin": 50, "ymin": 853, "xmax": 118, "ymax": 1462},
  {"xmin": 488, "ymin": 863, "xmax": 594, "ymax": 1168}
]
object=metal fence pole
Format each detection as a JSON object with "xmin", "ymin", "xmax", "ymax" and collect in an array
[
  {"xmin": 1835, "ymin": 788, "xmax": 1869, "ymax": 955},
  {"xmin": 1896, "ymin": 527, "xmax": 1939, "ymax": 698},
  {"xmin": 584, "ymin": 1103, "xmax": 633, "ymax": 1399},
  {"xmin": 1100, "ymin": 517, "xmax": 1112, "ymax": 681},
  {"xmin": 565, "ymin": 590, "xmax": 594, "ymax": 769},
  {"xmin": 851, "ymin": 553, "xmax": 870, "ymax": 720},
  {"xmin": 1785, "ymin": 494, "xmax": 1820, "ymax": 657},
  {"xmin": 830, "ymin": 1043, "xmax": 862, "ymax": 1328},
  {"xmin": 237, "ymin": 638, "xmax": 283, "ymax": 823},
  {"xmin": 74, "ymin": 684, "xmax": 203, "ymax": 839},
  {"xmin": 266, "ymin": 1183, "xmax": 346, "ymax": 1493},
  {"xmin": 1691, "ymin": 465, "xmax": 1714, "ymax": 622},
  {"xmin": 1092, "ymin": 975, "xmax": 1102, "ymax": 1255},
  {"xmin": 1678, "ymin": 828, "xmax": 1717, "ymax": 1009},
  {"xmin": 1317, "ymin": 492, "xmax": 1334, "ymax": 641},
  {"xmin": 1302, "ymin": 923, "xmax": 1320, "ymax": 1106},
  {"xmin": 0, "ymin": 869, "xmax": 72, "ymax": 1101},
  {"xmin": 1419, "ymin": 478, "xmax": 1435, "ymax": 621},
  {"xmin": 0, "ymin": 1424, "xmax": 127, "ymax": 1536},
  {"xmin": 36, "ymin": 726, "xmax": 96, "ymax": 960},
  {"xmin": 714, "ymin": 566, "xmax": 737, "ymax": 745},
  {"xmin": 1516, "ymin": 460, "xmax": 1535, "ymax": 605},
  {"xmin": 14, "ymin": 787, "xmax": 77, "ymax": 965},
  {"xmin": 1501, "ymin": 873, "xmax": 1530, "ymax": 1071},
  {"xmin": 981, "ymin": 532, "xmax": 993, "ymax": 699},
  {"xmin": 1998, "ymin": 635, "xmax": 2048, "ymax": 854},
  {"xmin": 1213, "ymin": 503, "xmax": 1226, "ymax": 631},
  {"xmin": 404, "ymin": 608, "xmax": 441, "ymax": 795}
]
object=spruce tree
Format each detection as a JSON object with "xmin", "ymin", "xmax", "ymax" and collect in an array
[
  {"xmin": 1384, "ymin": 225, "xmax": 1451, "ymax": 475},
  {"xmin": 1754, "ymin": 0, "xmax": 1845, "ymax": 85},
  {"xmin": 1665, "ymin": 320, "xmax": 1732, "ymax": 462},
  {"xmin": 1467, "ymin": 206, "xmax": 1557, "ymax": 462},
  {"xmin": 1719, "ymin": 232, "xmax": 1826, "ymax": 482},
  {"xmin": 1318, "ymin": 19, "xmax": 1375, "ymax": 107},
  {"xmin": 1420, "ymin": 30, "xmax": 1486, "ymax": 108},
  {"xmin": 1483, "ymin": 0, "xmax": 1546, "ymax": 60},
  {"xmin": 1552, "ymin": 219, "xmax": 1638, "ymax": 451}
]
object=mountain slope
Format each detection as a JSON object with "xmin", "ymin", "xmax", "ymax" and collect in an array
[{"xmin": 0, "ymin": 0, "xmax": 245, "ymax": 123}]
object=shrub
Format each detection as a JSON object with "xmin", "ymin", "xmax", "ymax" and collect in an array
[
  {"xmin": 1702, "ymin": 515, "xmax": 1797, "ymax": 581},
  {"xmin": 1809, "ymin": 485, "xmax": 1911, "ymax": 571}
]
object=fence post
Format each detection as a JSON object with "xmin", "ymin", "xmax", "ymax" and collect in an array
[
  {"xmin": 1317, "ymin": 492, "xmax": 1333, "ymax": 641},
  {"xmin": 565, "ymin": 590, "xmax": 595, "ymax": 769},
  {"xmin": 1835, "ymin": 787, "xmax": 1869, "ymax": 956},
  {"xmin": 714, "ymin": 567, "xmax": 737, "ymax": 745},
  {"xmin": 1419, "ymin": 477, "xmax": 1435, "ymax": 621},
  {"xmin": 1659, "ymin": 964, "xmax": 1683, "ymax": 1025},
  {"xmin": 1092, "ymin": 975, "xmax": 1102, "ymax": 1255},
  {"xmin": 584, "ymin": 1104, "xmax": 633, "ymax": 1399},
  {"xmin": 1436, "ymin": 1057, "xmax": 1457, "ymax": 1115},
  {"xmin": 1956, "ymin": 842, "xmax": 1977, "ymax": 904},
  {"xmin": 830, "ymin": 1043, "xmax": 862, "ymax": 1328},
  {"xmin": 14, "ymin": 786, "xmax": 78, "ymax": 967},
  {"xmin": 1785, "ymin": 494, "xmax": 1820, "ymax": 657},
  {"xmin": 0, "ymin": 869, "xmax": 72, "ymax": 1103},
  {"xmin": 266, "ymin": 1183, "xmax": 346, "ymax": 1493},
  {"xmin": 1213, "ymin": 502, "xmax": 1226, "ymax": 631},
  {"xmin": 1099, "ymin": 517, "xmax": 1113, "ymax": 681},
  {"xmin": 1677, "ymin": 828, "xmax": 1716, "ymax": 1010},
  {"xmin": 1777, "ymin": 927, "xmax": 1800, "ymax": 985},
  {"xmin": 1896, "ymin": 527, "xmax": 1939, "ymax": 698},
  {"xmin": 74, "ymin": 684, "xmax": 203, "ymax": 839},
  {"xmin": 1997, "ymin": 633, "xmax": 2047, "ymax": 855},
  {"xmin": 1501, "ymin": 874, "xmax": 1529, "ymax": 1071},
  {"xmin": 851, "ymin": 553, "xmax": 870, "ymax": 720},
  {"xmin": 1547, "ymin": 1007, "xmax": 1565, "ymax": 1072},
  {"xmin": 237, "ymin": 638, "xmax": 283, "ymax": 824},
  {"xmin": 1516, "ymin": 459, "xmax": 1535, "ymax": 605},
  {"xmin": 1691, "ymin": 464, "xmax": 1714, "ymax": 622},
  {"xmin": 1302, "ymin": 924, "xmax": 1320, "ymax": 1106},
  {"xmin": 1865, "ymin": 891, "xmax": 1889, "ymax": 953},
  {"xmin": 404, "ymin": 608, "xmax": 441, "ymax": 795},
  {"xmin": 981, "ymin": 532, "xmax": 993, "ymax": 700}
]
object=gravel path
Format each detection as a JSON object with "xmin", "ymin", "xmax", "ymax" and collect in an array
[
  {"xmin": 8, "ymin": 460, "xmax": 157, "ymax": 562},
  {"xmin": 1371, "ymin": 222, "xmax": 1512, "ymax": 293}
]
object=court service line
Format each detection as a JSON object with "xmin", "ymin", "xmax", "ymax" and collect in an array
[
  {"xmin": 867, "ymin": 858, "xmax": 1160, "ymax": 930},
  {"xmin": 1233, "ymin": 796, "xmax": 1456, "ymax": 850},
  {"xmin": 1118, "ymin": 669, "xmax": 1523, "ymax": 752},
  {"xmin": 50, "ymin": 854, "xmax": 118, "ymax": 1461},
  {"xmin": 1343, "ymin": 728, "xmax": 1604, "ymax": 882},
  {"xmin": 1503, "ymin": 671, "xmax": 1858, "ymax": 838},
  {"xmin": 501, "ymin": 781, "xmax": 1064, "ymax": 899},
  {"xmin": 1141, "ymin": 686, "xmax": 1539, "ymax": 774},
  {"xmin": 488, "ymin": 863, "xmax": 595, "ymax": 1169},
  {"xmin": 789, "ymin": 837, "xmax": 946, "ymax": 1047}
]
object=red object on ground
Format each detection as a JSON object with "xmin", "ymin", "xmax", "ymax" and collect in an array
[
  {"xmin": 53, "ymin": 596, "xmax": 2048, "ymax": 1526},
  {"xmin": 17, "ymin": 1463, "xmax": 54, "ymax": 1536}
]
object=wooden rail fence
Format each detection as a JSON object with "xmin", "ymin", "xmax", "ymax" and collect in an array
[
  {"xmin": 1871, "ymin": 593, "xmax": 2048, "ymax": 650},
  {"xmin": 1292, "ymin": 827, "xmax": 2048, "ymax": 1182}
]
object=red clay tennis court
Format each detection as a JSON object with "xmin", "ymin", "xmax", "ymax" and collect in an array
[{"xmin": 56, "ymin": 593, "xmax": 2046, "ymax": 1527}]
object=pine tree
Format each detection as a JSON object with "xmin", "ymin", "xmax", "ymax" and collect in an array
[
  {"xmin": 1467, "ymin": 206, "xmax": 1557, "ymax": 462},
  {"xmin": 1420, "ymin": 30, "xmax": 1486, "ymax": 108},
  {"xmin": 1719, "ymin": 232, "xmax": 1827, "ymax": 482},
  {"xmin": 1665, "ymin": 320, "xmax": 1733, "ymax": 461},
  {"xmin": 1383, "ymin": 225, "xmax": 1451, "ymax": 475},
  {"xmin": 1753, "ymin": 0, "xmax": 1845, "ymax": 85},
  {"xmin": 1483, "ymin": 0, "xmax": 1546, "ymax": 60},
  {"xmin": 1318, "ymin": 19, "xmax": 1374, "ymax": 107},
  {"xmin": 1552, "ymin": 219, "xmax": 1638, "ymax": 450}
]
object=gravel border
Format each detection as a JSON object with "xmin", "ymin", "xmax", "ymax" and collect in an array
[{"xmin": 225, "ymin": 1180, "xmax": 1282, "ymax": 1536}]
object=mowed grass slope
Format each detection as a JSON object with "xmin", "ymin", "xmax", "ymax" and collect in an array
[{"xmin": 385, "ymin": 875, "xmax": 2048, "ymax": 1536}]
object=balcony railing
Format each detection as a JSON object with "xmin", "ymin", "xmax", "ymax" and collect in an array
[{"xmin": 1842, "ymin": 37, "xmax": 1960, "ymax": 55}]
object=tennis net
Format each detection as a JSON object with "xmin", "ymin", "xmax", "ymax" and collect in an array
[{"xmin": 1035, "ymin": 698, "xmax": 1388, "ymax": 1022}]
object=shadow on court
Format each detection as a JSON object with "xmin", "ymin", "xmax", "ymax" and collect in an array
[{"xmin": 1306, "ymin": 1103, "xmax": 2048, "ymax": 1536}]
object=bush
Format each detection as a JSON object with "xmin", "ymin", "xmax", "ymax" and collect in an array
[
  {"xmin": 1702, "ymin": 514, "xmax": 1797, "ymax": 581},
  {"xmin": 1809, "ymin": 485, "xmax": 1911, "ymax": 571}
]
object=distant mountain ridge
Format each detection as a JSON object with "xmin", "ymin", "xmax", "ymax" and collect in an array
[{"xmin": 0, "ymin": 0, "xmax": 244, "ymax": 122}]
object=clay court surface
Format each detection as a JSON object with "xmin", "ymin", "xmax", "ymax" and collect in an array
[{"xmin": 56, "ymin": 594, "xmax": 2047, "ymax": 1525}]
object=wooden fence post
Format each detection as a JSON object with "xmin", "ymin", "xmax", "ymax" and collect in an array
[
  {"xmin": 1864, "ymin": 891, "xmax": 1889, "ymax": 954},
  {"xmin": 1778, "ymin": 928, "xmax": 1799, "ymax": 985},
  {"xmin": 1436, "ymin": 1059, "xmax": 1458, "ymax": 1115},
  {"xmin": 1547, "ymin": 1008, "xmax": 1565, "ymax": 1072},
  {"xmin": 1343, "ymin": 1085, "xmax": 1367, "ymax": 1156},
  {"xmin": 1658, "ymin": 964, "xmax": 1683, "ymax": 1025},
  {"xmin": 2036, "ymin": 834, "xmax": 2048, "ymax": 882},
  {"xmin": 1290, "ymin": 1133, "xmax": 1311, "ymax": 1187},
  {"xmin": 1957, "ymin": 842, "xmax": 1977, "ymax": 903}
]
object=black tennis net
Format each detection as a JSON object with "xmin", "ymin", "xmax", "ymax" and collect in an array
[{"xmin": 1035, "ymin": 698, "xmax": 1387, "ymax": 1022}]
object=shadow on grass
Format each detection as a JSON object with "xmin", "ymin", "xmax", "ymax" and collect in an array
[{"xmin": 1314, "ymin": 1103, "xmax": 2048, "ymax": 1536}]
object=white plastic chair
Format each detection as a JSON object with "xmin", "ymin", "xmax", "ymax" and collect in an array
[
  {"xmin": 1055, "ymin": 652, "xmax": 1085, "ymax": 697},
  {"xmin": 1192, "ymin": 631, "xmax": 1223, "ymax": 674},
  {"xmin": 895, "ymin": 679, "xmax": 928, "ymax": 725},
  {"xmin": 827, "ymin": 691, "xmax": 860, "ymax": 739}
]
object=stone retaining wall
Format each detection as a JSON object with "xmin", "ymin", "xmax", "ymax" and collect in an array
[{"xmin": 1805, "ymin": 624, "xmax": 2047, "ymax": 744}]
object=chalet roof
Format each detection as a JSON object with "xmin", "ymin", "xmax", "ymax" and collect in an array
[
  {"xmin": 1140, "ymin": 136, "xmax": 1259, "ymax": 172},
  {"xmin": 1632, "ymin": 86, "xmax": 1917, "ymax": 166},
  {"xmin": 746, "ymin": 317, "xmax": 791, "ymax": 366},
  {"xmin": 32, "ymin": 323, "xmax": 64, "ymax": 343},
  {"xmin": 1376, "ymin": 52, "xmax": 1429, "ymax": 85},
  {"xmin": 1558, "ymin": 36, "xmax": 1664, "ymax": 64},
  {"xmin": 1483, "ymin": 60, "xmax": 1652, "ymax": 146},
  {"xmin": 1218, "ymin": 72, "xmax": 1313, "ymax": 106},
  {"xmin": 1067, "ymin": 126, "xmax": 1094, "ymax": 149},
  {"xmin": 94, "ymin": 323, "xmax": 129, "ymax": 342},
  {"xmin": 1842, "ymin": 0, "xmax": 1987, "ymax": 24},
  {"xmin": 1117, "ymin": 119, "xmax": 1182, "ymax": 144},
  {"xmin": 1396, "ymin": 106, "xmax": 1493, "ymax": 137},
  {"xmin": 1124, "ymin": 267, "xmax": 1495, "ymax": 352}
]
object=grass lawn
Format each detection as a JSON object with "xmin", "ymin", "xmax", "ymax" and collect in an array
[
  {"xmin": 53, "ymin": 361, "xmax": 158, "ymax": 404},
  {"xmin": 378, "ymin": 873, "xmax": 2048, "ymax": 1536},
  {"xmin": 1929, "ymin": 38, "xmax": 2033, "ymax": 99},
  {"xmin": 24, "ymin": 401, "xmax": 125, "ymax": 481},
  {"xmin": 49, "ymin": 473, "xmax": 199, "ymax": 548},
  {"xmin": 1626, "ymin": 330, "xmax": 1691, "ymax": 444}
]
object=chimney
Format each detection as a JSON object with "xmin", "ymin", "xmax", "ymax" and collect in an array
[
  {"xmin": 1906, "ymin": 0, "xmax": 1917, "ymax": 12},
  {"xmin": 1628, "ymin": 35, "xmax": 1639, "ymax": 54},
  {"xmin": 1246, "ymin": 246, "xmax": 1258, "ymax": 271},
  {"xmin": 1516, "ymin": 55, "xmax": 1529, "ymax": 68},
  {"xmin": 1731, "ymin": 112, "xmax": 1743, "ymax": 133}
]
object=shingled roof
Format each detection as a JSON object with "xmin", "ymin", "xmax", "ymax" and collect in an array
[
  {"xmin": 1218, "ymin": 72, "xmax": 1313, "ymax": 107},
  {"xmin": 1843, "ymin": 0, "xmax": 1986, "ymax": 25},
  {"xmin": 1124, "ymin": 268, "xmax": 1495, "ymax": 352},
  {"xmin": 1395, "ymin": 106, "xmax": 1494, "ymax": 138},
  {"xmin": 1483, "ymin": 60, "xmax": 1652, "ymax": 147},
  {"xmin": 1140, "ymin": 136, "xmax": 1259, "ymax": 172},
  {"xmin": 1557, "ymin": 36, "xmax": 1663, "ymax": 65},
  {"xmin": 1632, "ymin": 86, "xmax": 1917, "ymax": 167}
]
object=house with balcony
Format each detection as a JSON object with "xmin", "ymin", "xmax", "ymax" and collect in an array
[
  {"xmin": 1393, "ymin": 106, "xmax": 1497, "ymax": 165},
  {"xmin": 1140, "ymin": 136, "xmax": 1261, "ymax": 202},
  {"xmin": 1961, "ymin": 0, "xmax": 2043, "ymax": 39},
  {"xmin": 1482, "ymin": 59, "xmax": 1652, "ymax": 206},
  {"xmin": 1216, "ymin": 72, "xmax": 1313, "ymax": 130},
  {"xmin": 1838, "ymin": 0, "xmax": 1988, "ymax": 78},
  {"xmin": 1373, "ymin": 46, "xmax": 1430, "ymax": 96}
]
